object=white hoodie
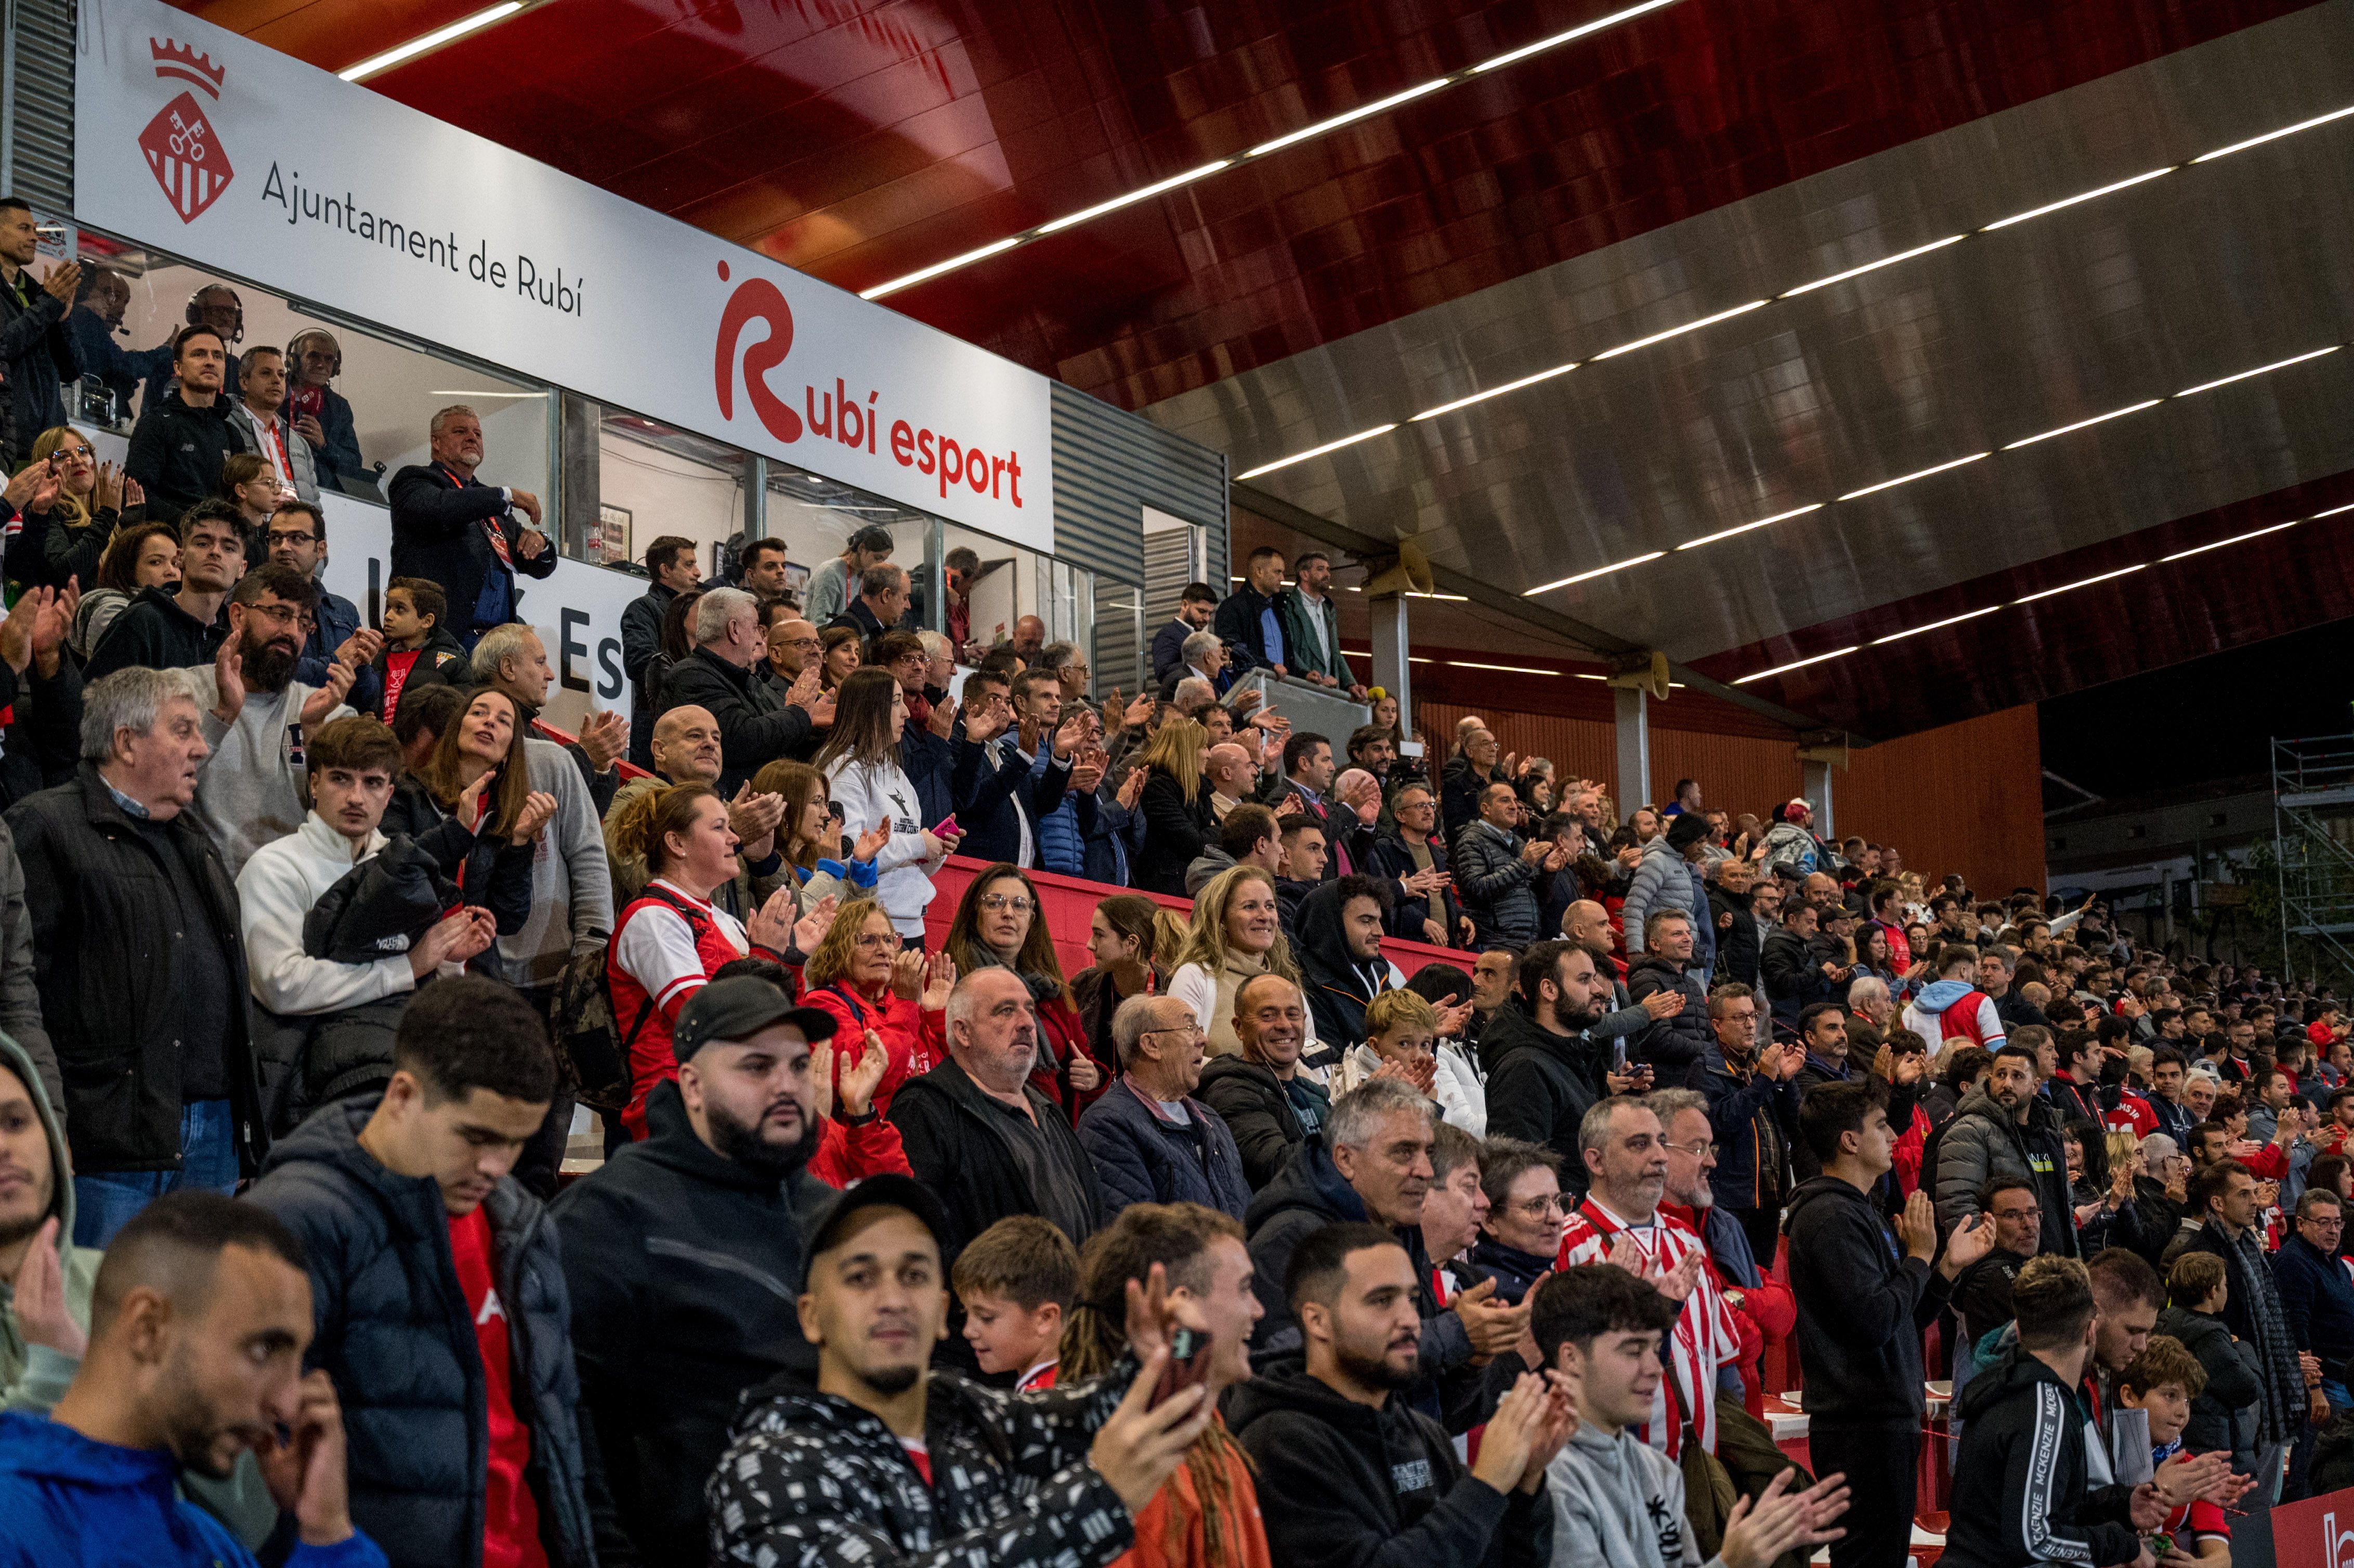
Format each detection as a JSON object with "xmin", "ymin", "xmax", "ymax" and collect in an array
[
  {"xmin": 237, "ymin": 812, "xmax": 416, "ymax": 1016},
  {"xmin": 1331, "ymin": 1041, "xmax": 1487, "ymax": 1135}
]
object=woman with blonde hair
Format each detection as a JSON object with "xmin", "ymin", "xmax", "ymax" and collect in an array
[
  {"xmin": 24, "ymin": 424, "xmax": 144, "ymax": 592},
  {"xmin": 603, "ymin": 780, "xmax": 807, "ymax": 1136},
  {"xmin": 800, "ymin": 895, "xmax": 954, "ymax": 1119},
  {"xmin": 1169, "ymin": 865, "xmax": 1316, "ymax": 1061},
  {"xmin": 1132, "ymin": 714, "xmax": 1211, "ymax": 896}
]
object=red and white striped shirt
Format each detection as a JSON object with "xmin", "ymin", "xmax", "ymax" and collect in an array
[{"xmin": 1556, "ymin": 1196, "xmax": 1741, "ymax": 1458}]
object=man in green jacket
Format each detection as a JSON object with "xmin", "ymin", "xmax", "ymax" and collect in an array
[{"xmin": 1278, "ymin": 551, "xmax": 1367, "ymax": 698}]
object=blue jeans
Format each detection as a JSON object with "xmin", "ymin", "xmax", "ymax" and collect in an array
[{"xmin": 72, "ymin": 1099, "xmax": 240, "ymax": 1248}]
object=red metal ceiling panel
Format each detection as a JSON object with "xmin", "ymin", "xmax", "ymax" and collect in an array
[{"xmin": 175, "ymin": 0, "xmax": 2322, "ymax": 407}]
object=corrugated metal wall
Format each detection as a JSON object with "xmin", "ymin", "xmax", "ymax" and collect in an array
[
  {"xmin": 1051, "ymin": 378, "xmax": 1225, "ymax": 694},
  {"xmin": 7, "ymin": 0, "xmax": 73, "ymax": 212},
  {"xmin": 1417, "ymin": 699, "xmax": 2045, "ymax": 896}
]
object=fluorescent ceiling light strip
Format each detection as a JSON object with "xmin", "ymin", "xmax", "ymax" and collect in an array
[
  {"xmin": 1676, "ymin": 503, "xmax": 1823, "ymax": 550},
  {"xmin": 1979, "ymin": 166, "xmax": 2175, "ymax": 231},
  {"xmin": 1999, "ymin": 400, "xmax": 2163, "ymax": 450},
  {"xmin": 1246, "ymin": 77, "xmax": 1453, "ymax": 158},
  {"xmin": 2159, "ymin": 520, "xmax": 2301, "ymax": 563},
  {"xmin": 1410, "ymin": 361, "xmax": 1579, "ymax": 421},
  {"xmin": 2193, "ymin": 102, "xmax": 2354, "ymax": 164},
  {"xmin": 1234, "ymin": 424, "xmax": 1398, "ymax": 479},
  {"xmin": 1734, "ymin": 647, "xmax": 1858, "ymax": 684},
  {"xmin": 1778, "ymin": 234, "xmax": 1967, "ymax": 297},
  {"xmin": 2012, "ymin": 563, "xmax": 2147, "ymax": 605},
  {"xmin": 1590, "ymin": 299, "xmax": 1767, "ymax": 360},
  {"xmin": 1406, "ymin": 591, "xmax": 1469, "ymax": 600},
  {"xmin": 1449, "ymin": 660, "xmax": 1560, "ymax": 675},
  {"xmin": 1572, "ymin": 673, "xmax": 1608, "ymax": 681},
  {"xmin": 860, "ymin": 237, "xmax": 1022, "ymax": 299},
  {"xmin": 1034, "ymin": 161, "xmax": 1231, "ymax": 234},
  {"xmin": 341, "ymin": 2, "xmax": 522, "ymax": 80},
  {"xmin": 2174, "ymin": 344, "xmax": 2342, "ymax": 398},
  {"xmin": 1869, "ymin": 605, "xmax": 2002, "ymax": 646},
  {"xmin": 2310, "ymin": 502, "xmax": 2354, "ymax": 519},
  {"xmin": 1472, "ymin": 0, "xmax": 1682, "ymax": 73},
  {"xmin": 1836, "ymin": 450, "xmax": 1989, "ymax": 502},
  {"xmin": 1523, "ymin": 550, "xmax": 1666, "ymax": 594}
]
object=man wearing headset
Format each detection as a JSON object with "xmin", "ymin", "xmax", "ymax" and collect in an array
[
  {"xmin": 284, "ymin": 328, "xmax": 364, "ymax": 492},
  {"xmin": 139, "ymin": 282, "xmax": 243, "ymax": 414}
]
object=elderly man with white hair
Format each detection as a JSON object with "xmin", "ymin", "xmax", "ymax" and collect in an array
[
  {"xmin": 655, "ymin": 584, "xmax": 830, "ymax": 791},
  {"xmin": 1076, "ymin": 993, "xmax": 1251, "ymax": 1218},
  {"xmin": 2104, "ymin": 1130, "xmax": 2194, "ymax": 1271},
  {"xmin": 1160, "ymin": 628, "xmax": 1231, "ymax": 701}
]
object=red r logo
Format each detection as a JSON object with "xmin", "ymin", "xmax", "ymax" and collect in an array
[{"xmin": 714, "ymin": 261, "xmax": 801, "ymax": 444}]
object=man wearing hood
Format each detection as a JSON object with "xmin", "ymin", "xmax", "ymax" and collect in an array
[
  {"xmin": 1785, "ymin": 1081, "xmax": 1993, "ymax": 1568},
  {"xmin": 0, "ymin": 1031, "xmax": 91, "ymax": 1414},
  {"xmin": 1297, "ymin": 874, "xmax": 1405, "ymax": 1050},
  {"xmin": 552, "ymin": 976, "xmax": 903, "ymax": 1566},
  {"xmin": 1903, "ymin": 943, "xmax": 2007, "ymax": 1053},
  {"xmin": 1244, "ymin": 1079, "xmax": 1529, "ymax": 1431},
  {"xmin": 1760, "ymin": 799, "xmax": 1832, "ymax": 881},
  {"xmin": 1485, "ymin": 941, "xmax": 1641, "ymax": 1195},
  {"xmin": 1230, "ymin": 1222, "xmax": 1562, "ymax": 1568},
  {"xmin": 1934, "ymin": 1043, "xmax": 2077, "ymax": 1255}
]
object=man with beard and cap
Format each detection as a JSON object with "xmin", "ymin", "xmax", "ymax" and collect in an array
[
  {"xmin": 1295, "ymin": 874, "xmax": 1407, "ymax": 1051},
  {"xmin": 0, "ymin": 1191, "xmax": 387, "ymax": 1568},
  {"xmin": 185, "ymin": 563, "xmax": 357, "ymax": 879},
  {"xmin": 552, "ymin": 974, "xmax": 907, "ymax": 1567},
  {"xmin": 0, "ymin": 1029, "xmax": 94, "ymax": 1414},
  {"xmin": 1485, "ymin": 940, "xmax": 1645, "ymax": 1192}
]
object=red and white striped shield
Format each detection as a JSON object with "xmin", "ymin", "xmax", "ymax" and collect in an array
[{"xmin": 136, "ymin": 90, "xmax": 233, "ymax": 223}]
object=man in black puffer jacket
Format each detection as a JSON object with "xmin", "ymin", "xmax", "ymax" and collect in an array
[
  {"xmin": 1483, "ymin": 941, "xmax": 1632, "ymax": 1197},
  {"xmin": 1624, "ymin": 908, "xmax": 1709, "ymax": 1078},
  {"xmin": 245, "ymin": 978, "xmax": 618, "ymax": 1568}
]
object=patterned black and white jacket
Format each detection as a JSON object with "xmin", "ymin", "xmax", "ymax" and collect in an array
[{"xmin": 707, "ymin": 1361, "xmax": 1139, "ymax": 1568}]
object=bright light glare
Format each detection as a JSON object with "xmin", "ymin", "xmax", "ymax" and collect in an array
[
  {"xmin": 2174, "ymin": 345, "xmax": 2341, "ymax": 398},
  {"xmin": 1235, "ymin": 425, "xmax": 1398, "ymax": 479},
  {"xmin": 1779, "ymin": 234, "xmax": 1965, "ymax": 297},
  {"xmin": 1979, "ymin": 167, "xmax": 2175, "ymax": 231},
  {"xmin": 2012, "ymin": 564, "xmax": 2147, "ymax": 605},
  {"xmin": 341, "ymin": 2, "xmax": 522, "ymax": 81},
  {"xmin": 1836, "ymin": 451, "xmax": 1989, "ymax": 502},
  {"xmin": 1675, "ymin": 504, "xmax": 1823, "ymax": 550},
  {"xmin": 1411, "ymin": 362, "xmax": 1579, "ymax": 422},
  {"xmin": 2159, "ymin": 520, "xmax": 2300, "ymax": 563},
  {"xmin": 1591, "ymin": 299, "xmax": 1768, "ymax": 361},
  {"xmin": 1524, "ymin": 552, "xmax": 1666, "ymax": 594},
  {"xmin": 1034, "ymin": 162, "xmax": 1232, "ymax": 235},
  {"xmin": 1734, "ymin": 647, "xmax": 1858, "ymax": 685},
  {"xmin": 2193, "ymin": 103, "xmax": 2354, "ymax": 164},
  {"xmin": 1449, "ymin": 660, "xmax": 1561, "ymax": 675},
  {"xmin": 860, "ymin": 237, "xmax": 1022, "ymax": 300},
  {"xmin": 1999, "ymin": 400, "xmax": 2163, "ymax": 450},
  {"xmin": 1869, "ymin": 606, "xmax": 2001, "ymax": 645}
]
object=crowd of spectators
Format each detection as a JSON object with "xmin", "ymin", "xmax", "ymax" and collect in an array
[{"xmin": 0, "ymin": 236, "xmax": 2348, "ymax": 1568}]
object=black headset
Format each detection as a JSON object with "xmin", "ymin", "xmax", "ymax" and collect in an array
[
  {"xmin": 184, "ymin": 283, "xmax": 243, "ymax": 344},
  {"xmin": 285, "ymin": 327, "xmax": 343, "ymax": 380}
]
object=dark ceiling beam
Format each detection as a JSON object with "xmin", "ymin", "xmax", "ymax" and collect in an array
[{"xmin": 1233, "ymin": 481, "xmax": 1841, "ymax": 740}]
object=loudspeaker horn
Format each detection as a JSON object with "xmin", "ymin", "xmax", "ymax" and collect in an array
[
  {"xmin": 1361, "ymin": 539, "xmax": 1436, "ymax": 598},
  {"xmin": 1605, "ymin": 650, "xmax": 1671, "ymax": 700}
]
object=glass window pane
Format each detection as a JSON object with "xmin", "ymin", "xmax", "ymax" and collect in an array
[{"xmin": 594, "ymin": 410, "xmax": 748, "ymax": 578}]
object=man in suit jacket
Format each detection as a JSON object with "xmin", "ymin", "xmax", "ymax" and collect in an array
[
  {"xmin": 1149, "ymin": 582, "xmax": 1220, "ymax": 688},
  {"xmin": 1279, "ymin": 731, "xmax": 1341, "ymax": 881},
  {"xmin": 947, "ymin": 667, "xmax": 1071, "ymax": 868},
  {"xmin": 388, "ymin": 404, "xmax": 554, "ymax": 648}
]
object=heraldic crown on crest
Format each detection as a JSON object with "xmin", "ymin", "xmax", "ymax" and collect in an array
[{"xmin": 139, "ymin": 37, "xmax": 234, "ymax": 222}]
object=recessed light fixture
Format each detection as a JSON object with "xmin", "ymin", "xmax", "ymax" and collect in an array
[
  {"xmin": 1590, "ymin": 300, "xmax": 1769, "ymax": 361},
  {"xmin": 2311, "ymin": 502, "xmax": 2354, "ymax": 519},
  {"xmin": 2175, "ymin": 344, "xmax": 2342, "ymax": 398},
  {"xmin": 1235, "ymin": 424, "xmax": 1399, "ymax": 480},
  {"xmin": 2193, "ymin": 103, "xmax": 2354, "ymax": 164},
  {"xmin": 341, "ymin": 2, "xmax": 524, "ymax": 81},
  {"xmin": 2000, "ymin": 400, "xmax": 2164, "ymax": 450},
  {"xmin": 1778, "ymin": 235, "xmax": 1966, "ymax": 297},
  {"xmin": 1449, "ymin": 660, "xmax": 1561, "ymax": 675},
  {"xmin": 1411, "ymin": 362, "xmax": 1579, "ymax": 422},
  {"xmin": 1979, "ymin": 167, "xmax": 2176, "ymax": 231},
  {"xmin": 2159, "ymin": 519, "xmax": 2302, "ymax": 562},
  {"xmin": 1734, "ymin": 647, "xmax": 1858, "ymax": 685},
  {"xmin": 1869, "ymin": 606, "xmax": 2002, "ymax": 645},
  {"xmin": 859, "ymin": 0, "xmax": 1680, "ymax": 300},
  {"xmin": 1524, "ymin": 552, "xmax": 1667, "ymax": 594},
  {"xmin": 2013, "ymin": 564, "xmax": 2147, "ymax": 605},
  {"xmin": 1836, "ymin": 451, "xmax": 1990, "ymax": 503},
  {"xmin": 1406, "ymin": 591, "xmax": 1470, "ymax": 601},
  {"xmin": 1675, "ymin": 504, "xmax": 1823, "ymax": 550}
]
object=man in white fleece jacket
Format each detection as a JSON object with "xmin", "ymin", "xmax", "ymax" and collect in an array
[
  {"xmin": 1534, "ymin": 1265, "xmax": 1849, "ymax": 1568},
  {"xmin": 238, "ymin": 716, "xmax": 503, "ymax": 1127}
]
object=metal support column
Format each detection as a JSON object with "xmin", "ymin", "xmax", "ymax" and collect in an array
[
  {"xmin": 1614, "ymin": 685, "xmax": 1650, "ymax": 817},
  {"xmin": 743, "ymin": 454, "xmax": 768, "ymax": 542},
  {"xmin": 1801, "ymin": 757, "xmax": 1836, "ymax": 839},
  {"xmin": 1369, "ymin": 593, "xmax": 1411, "ymax": 724},
  {"xmin": 557, "ymin": 393, "xmax": 599, "ymax": 562}
]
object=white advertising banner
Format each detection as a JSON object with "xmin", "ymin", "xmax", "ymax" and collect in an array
[{"xmin": 74, "ymin": 0, "xmax": 1054, "ymax": 553}]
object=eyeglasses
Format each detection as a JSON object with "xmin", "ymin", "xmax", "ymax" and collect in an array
[
  {"xmin": 851, "ymin": 933, "xmax": 898, "ymax": 952},
  {"xmin": 1662, "ymin": 1139, "xmax": 1717, "ymax": 1159},
  {"xmin": 1511, "ymin": 1194, "xmax": 1568, "ymax": 1219},
  {"xmin": 779, "ymin": 636, "xmax": 823, "ymax": 650},
  {"xmin": 266, "ymin": 530, "xmax": 317, "ymax": 546},
  {"xmin": 978, "ymin": 894, "xmax": 1034, "ymax": 914},
  {"xmin": 1143, "ymin": 1024, "xmax": 1206, "ymax": 1041},
  {"xmin": 246, "ymin": 602, "xmax": 318, "ymax": 632}
]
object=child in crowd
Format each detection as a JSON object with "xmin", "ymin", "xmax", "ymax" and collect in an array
[
  {"xmin": 1331, "ymin": 989, "xmax": 1485, "ymax": 1134},
  {"xmin": 369, "ymin": 575, "xmax": 465, "ymax": 726},
  {"xmin": 2115, "ymin": 1335, "xmax": 2233, "ymax": 1564},
  {"xmin": 951, "ymin": 1214, "xmax": 1078, "ymax": 1391}
]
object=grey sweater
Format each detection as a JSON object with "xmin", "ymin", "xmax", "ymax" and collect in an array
[
  {"xmin": 189, "ymin": 669, "xmax": 352, "ymax": 880},
  {"xmin": 486, "ymin": 736, "xmax": 612, "ymax": 991},
  {"xmin": 1545, "ymin": 1421, "xmax": 1724, "ymax": 1568}
]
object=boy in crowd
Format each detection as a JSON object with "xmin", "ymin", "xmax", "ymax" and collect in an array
[
  {"xmin": 1533, "ymin": 1264, "xmax": 1849, "ymax": 1568},
  {"xmin": 2116, "ymin": 1336, "xmax": 2232, "ymax": 1565},
  {"xmin": 955, "ymin": 1213, "xmax": 1079, "ymax": 1391},
  {"xmin": 368, "ymin": 577, "xmax": 465, "ymax": 727}
]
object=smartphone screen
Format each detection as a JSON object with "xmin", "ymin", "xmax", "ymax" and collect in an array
[{"xmin": 1151, "ymin": 1327, "xmax": 1215, "ymax": 1407}]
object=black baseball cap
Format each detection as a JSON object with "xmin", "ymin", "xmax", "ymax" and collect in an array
[
  {"xmin": 806, "ymin": 1173, "xmax": 954, "ymax": 1261},
  {"xmin": 672, "ymin": 976, "xmax": 837, "ymax": 1063}
]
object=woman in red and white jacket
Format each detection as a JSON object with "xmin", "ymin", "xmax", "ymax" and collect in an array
[
  {"xmin": 800, "ymin": 896, "xmax": 953, "ymax": 1118},
  {"xmin": 607, "ymin": 781, "xmax": 810, "ymax": 1138}
]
